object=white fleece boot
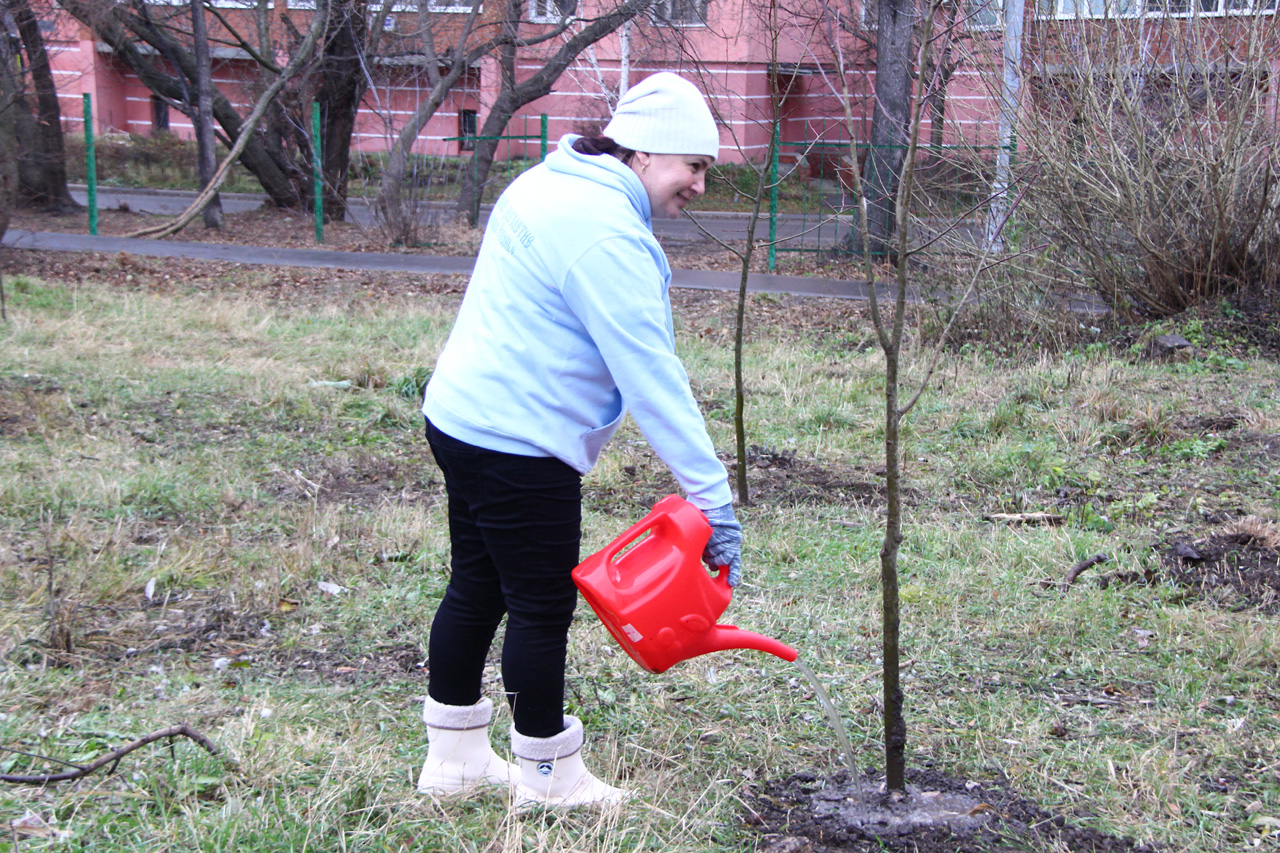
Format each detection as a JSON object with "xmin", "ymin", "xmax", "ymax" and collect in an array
[
  {"xmin": 417, "ymin": 696, "xmax": 519, "ymax": 795},
  {"xmin": 511, "ymin": 715, "xmax": 628, "ymax": 809}
]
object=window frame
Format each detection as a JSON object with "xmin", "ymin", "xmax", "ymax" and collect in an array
[
  {"xmin": 650, "ymin": 0, "xmax": 709, "ymax": 27},
  {"xmin": 422, "ymin": 0, "xmax": 483, "ymax": 12},
  {"xmin": 528, "ymin": 0, "xmax": 577, "ymax": 23},
  {"xmin": 967, "ymin": 0, "xmax": 1005, "ymax": 29},
  {"xmin": 1038, "ymin": 0, "xmax": 1273, "ymax": 18}
]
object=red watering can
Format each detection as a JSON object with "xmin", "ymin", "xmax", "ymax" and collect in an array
[{"xmin": 572, "ymin": 495, "xmax": 797, "ymax": 674}]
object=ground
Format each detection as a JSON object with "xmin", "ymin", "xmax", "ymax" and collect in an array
[{"xmin": 5, "ymin": 203, "xmax": 1280, "ymax": 852}]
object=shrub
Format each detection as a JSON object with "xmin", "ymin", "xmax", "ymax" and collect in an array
[{"xmin": 1022, "ymin": 14, "xmax": 1280, "ymax": 318}]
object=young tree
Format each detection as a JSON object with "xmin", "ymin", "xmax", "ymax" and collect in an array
[
  {"xmin": 674, "ymin": 1, "xmax": 818, "ymax": 504},
  {"xmin": 816, "ymin": 0, "xmax": 1005, "ymax": 793}
]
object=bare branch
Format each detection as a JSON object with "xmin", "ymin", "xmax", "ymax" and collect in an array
[
  {"xmin": 0, "ymin": 724, "xmax": 230, "ymax": 786},
  {"xmin": 124, "ymin": 0, "xmax": 330, "ymax": 239}
]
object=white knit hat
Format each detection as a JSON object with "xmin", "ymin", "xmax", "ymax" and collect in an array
[{"xmin": 603, "ymin": 72, "xmax": 719, "ymax": 159}]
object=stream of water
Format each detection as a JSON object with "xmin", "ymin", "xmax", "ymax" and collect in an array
[{"xmin": 792, "ymin": 657, "xmax": 861, "ymax": 788}]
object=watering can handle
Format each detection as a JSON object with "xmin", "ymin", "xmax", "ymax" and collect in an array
[{"xmin": 600, "ymin": 516, "xmax": 657, "ymax": 566}]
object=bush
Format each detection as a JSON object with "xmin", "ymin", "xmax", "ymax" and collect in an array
[
  {"xmin": 1022, "ymin": 15, "xmax": 1280, "ymax": 318},
  {"xmin": 63, "ymin": 132, "xmax": 264, "ymax": 194}
]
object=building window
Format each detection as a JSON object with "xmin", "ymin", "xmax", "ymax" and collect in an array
[
  {"xmin": 529, "ymin": 0, "xmax": 577, "ymax": 22},
  {"xmin": 651, "ymin": 0, "xmax": 708, "ymax": 26},
  {"xmin": 459, "ymin": 109, "xmax": 477, "ymax": 151},
  {"xmin": 151, "ymin": 95, "xmax": 170, "ymax": 135},
  {"xmin": 968, "ymin": 0, "xmax": 1004, "ymax": 27}
]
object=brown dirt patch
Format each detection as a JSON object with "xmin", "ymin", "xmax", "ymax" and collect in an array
[
  {"xmin": 1155, "ymin": 522, "xmax": 1280, "ymax": 614},
  {"xmin": 747, "ymin": 768, "xmax": 1156, "ymax": 853},
  {"xmin": 0, "ymin": 376, "xmax": 70, "ymax": 438},
  {"xmin": 266, "ymin": 451, "xmax": 441, "ymax": 509},
  {"xmin": 14, "ymin": 586, "xmax": 430, "ymax": 687},
  {"xmin": 734, "ymin": 446, "xmax": 888, "ymax": 509}
]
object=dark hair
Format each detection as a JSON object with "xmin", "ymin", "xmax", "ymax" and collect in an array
[{"xmin": 572, "ymin": 135, "xmax": 636, "ymax": 165}]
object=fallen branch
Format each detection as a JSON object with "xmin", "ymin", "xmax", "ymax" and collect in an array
[
  {"xmin": 1057, "ymin": 553, "xmax": 1110, "ymax": 591},
  {"xmin": 0, "ymin": 724, "xmax": 228, "ymax": 785},
  {"xmin": 983, "ymin": 512, "xmax": 1065, "ymax": 526}
]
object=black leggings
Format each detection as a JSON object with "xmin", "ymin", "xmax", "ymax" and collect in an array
[{"xmin": 424, "ymin": 418, "xmax": 581, "ymax": 739}]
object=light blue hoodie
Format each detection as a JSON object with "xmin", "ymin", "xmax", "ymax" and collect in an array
[{"xmin": 422, "ymin": 135, "xmax": 732, "ymax": 509}]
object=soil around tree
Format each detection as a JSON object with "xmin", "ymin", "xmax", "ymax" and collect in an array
[{"xmin": 746, "ymin": 768, "xmax": 1159, "ymax": 853}]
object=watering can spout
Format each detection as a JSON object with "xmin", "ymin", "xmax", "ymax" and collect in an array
[{"xmin": 697, "ymin": 625, "xmax": 798, "ymax": 663}]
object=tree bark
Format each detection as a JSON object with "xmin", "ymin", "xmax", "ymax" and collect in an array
[
  {"xmin": 8, "ymin": 0, "xmax": 77, "ymax": 211},
  {"xmin": 191, "ymin": 0, "xmax": 224, "ymax": 228},
  {"xmin": 852, "ymin": 0, "xmax": 914, "ymax": 258},
  {"xmin": 313, "ymin": 0, "xmax": 368, "ymax": 220},
  {"xmin": 375, "ymin": 4, "xmax": 489, "ymax": 243}
]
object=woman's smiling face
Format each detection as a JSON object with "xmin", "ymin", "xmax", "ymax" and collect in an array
[{"xmin": 631, "ymin": 152, "xmax": 714, "ymax": 219}]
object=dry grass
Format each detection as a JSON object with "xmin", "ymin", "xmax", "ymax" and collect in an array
[{"xmin": 0, "ymin": 267, "xmax": 1277, "ymax": 851}]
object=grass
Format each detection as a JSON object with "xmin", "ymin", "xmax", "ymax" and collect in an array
[
  {"xmin": 1, "ymin": 272, "xmax": 1278, "ymax": 851},
  {"xmin": 64, "ymin": 134, "xmax": 266, "ymax": 196}
]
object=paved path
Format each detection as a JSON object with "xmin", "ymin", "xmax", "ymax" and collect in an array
[
  {"xmin": 67, "ymin": 185, "xmax": 843, "ymax": 249},
  {"xmin": 4, "ymin": 219, "xmax": 882, "ymax": 303}
]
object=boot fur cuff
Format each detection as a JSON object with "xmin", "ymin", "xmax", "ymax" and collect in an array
[
  {"xmin": 511, "ymin": 715, "xmax": 582, "ymax": 761},
  {"xmin": 422, "ymin": 695, "xmax": 494, "ymax": 730}
]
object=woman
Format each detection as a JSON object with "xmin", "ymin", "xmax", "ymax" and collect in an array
[{"xmin": 416, "ymin": 72, "xmax": 743, "ymax": 808}]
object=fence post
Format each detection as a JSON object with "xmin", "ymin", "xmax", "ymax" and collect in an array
[
  {"xmin": 312, "ymin": 102, "xmax": 323, "ymax": 244},
  {"xmin": 471, "ymin": 155, "xmax": 481, "ymax": 227},
  {"xmin": 540, "ymin": 114, "xmax": 548, "ymax": 161},
  {"xmin": 83, "ymin": 94, "xmax": 97, "ymax": 237},
  {"xmin": 768, "ymin": 122, "xmax": 778, "ymax": 272}
]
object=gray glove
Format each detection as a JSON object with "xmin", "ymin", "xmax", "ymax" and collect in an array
[{"xmin": 702, "ymin": 503, "xmax": 743, "ymax": 587}]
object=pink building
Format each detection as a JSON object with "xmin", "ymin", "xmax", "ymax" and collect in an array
[{"xmin": 31, "ymin": 0, "xmax": 1278, "ymax": 171}]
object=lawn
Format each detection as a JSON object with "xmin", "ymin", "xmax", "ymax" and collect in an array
[{"xmin": 0, "ymin": 258, "xmax": 1277, "ymax": 852}]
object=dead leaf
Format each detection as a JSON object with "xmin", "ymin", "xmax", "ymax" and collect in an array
[
  {"xmin": 1252, "ymin": 815, "xmax": 1280, "ymax": 830},
  {"xmin": 10, "ymin": 811, "xmax": 72, "ymax": 841},
  {"xmin": 966, "ymin": 803, "xmax": 994, "ymax": 816}
]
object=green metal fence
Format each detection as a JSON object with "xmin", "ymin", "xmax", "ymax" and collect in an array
[
  {"xmin": 767, "ymin": 129, "xmax": 1016, "ymax": 269},
  {"xmin": 444, "ymin": 113, "xmax": 548, "ymax": 225}
]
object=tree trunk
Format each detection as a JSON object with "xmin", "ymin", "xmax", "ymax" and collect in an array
[
  {"xmin": 9, "ymin": 0, "xmax": 77, "ymax": 211},
  {"xmin": 985, "ymin": 0, "xmax": 1024, "ymax": 252},
  {"xmin": 314, "ymin": 0, "xmax": 368, "ymax": 221},
  {"xmin": 852, "ymin": 0, "xmax": 914, "ymax": 258},
  {"xmin": 880, "ymin": 358, "xmax": 906, "ymax": 792},
  {"xmin": 376, "ymin": 64, "xmax": 466, "ymax": 242},
  {"xmin": 58, "ymin": 0, "xmax": 304, "ymax": 208},
  {"xmin": 191, "ymin": 0, "xmax": 224, "ymax": 228}
]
